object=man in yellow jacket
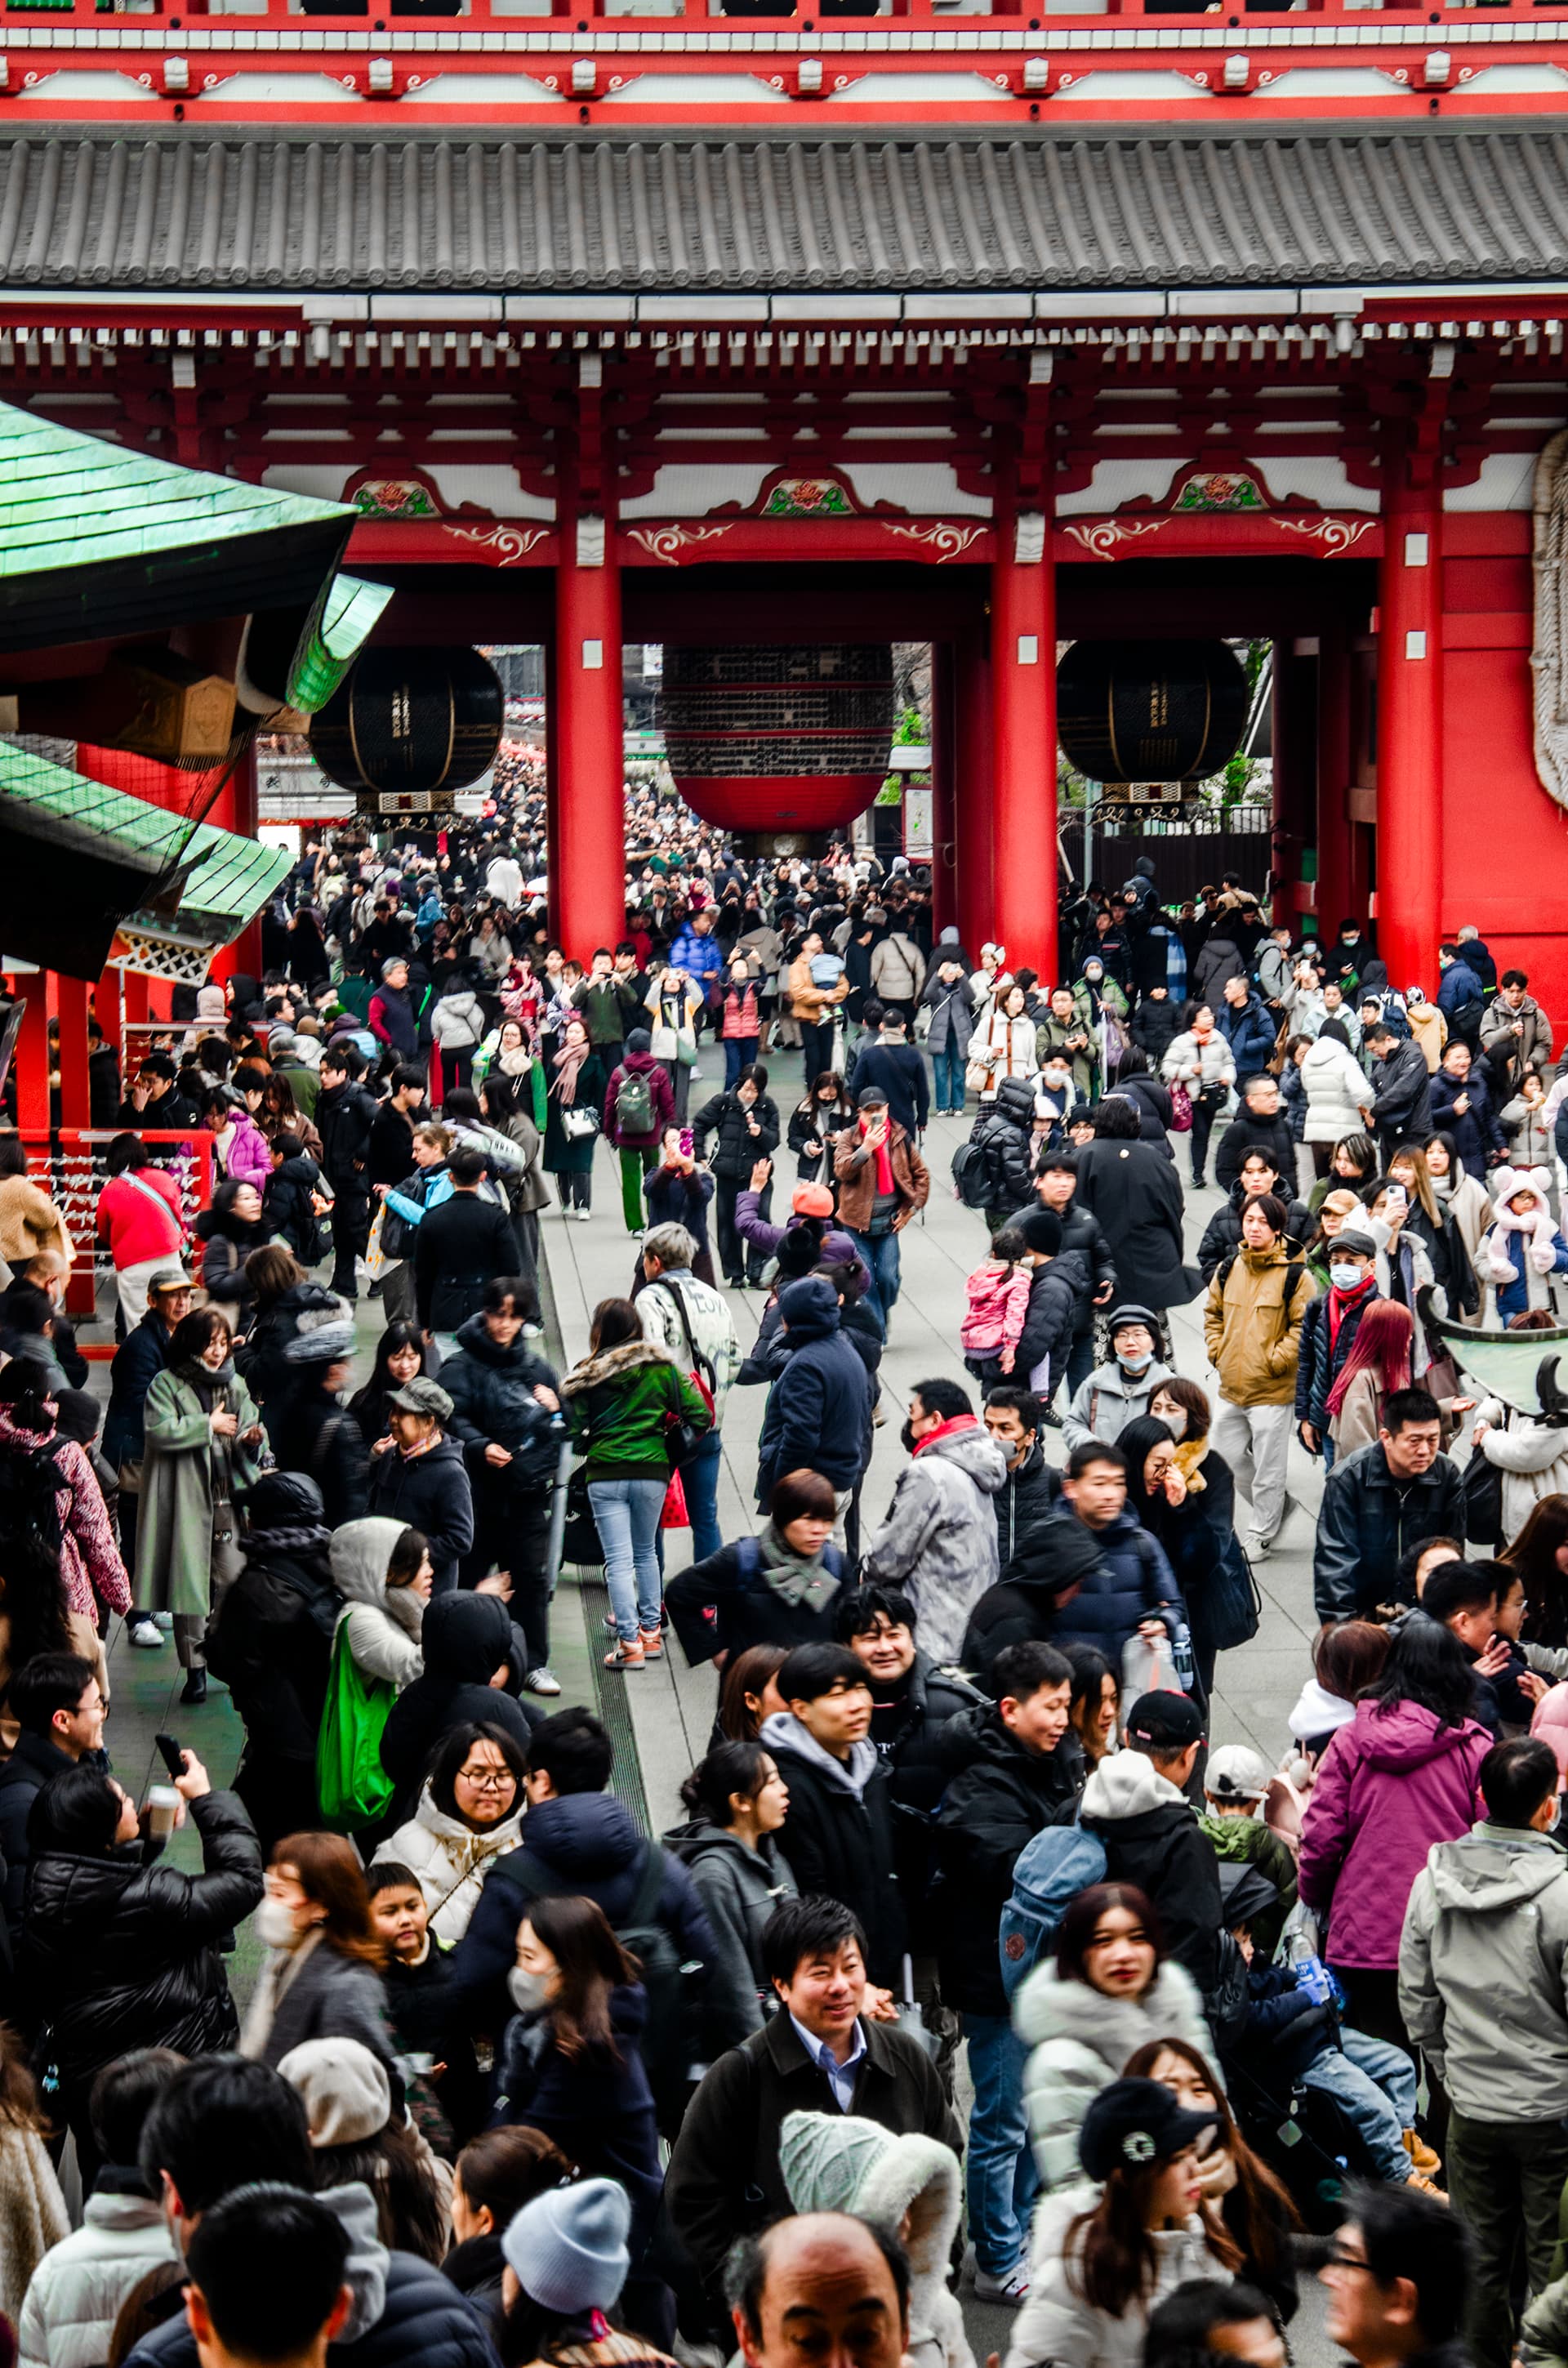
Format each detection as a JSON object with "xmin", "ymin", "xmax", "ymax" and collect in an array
[{"xmin": 1202, "ymin": 1193, "xmax": 1316, "ymax": 1560}]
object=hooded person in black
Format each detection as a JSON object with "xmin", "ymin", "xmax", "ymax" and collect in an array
[
  {"xmin": 1080, "ymin": 1688, "xmax": 1225, "ymax": 2002},
  {"xmin": 204, "ymin": 1470, "xmax": 338, "ymax": 1851},
  {"xmin": 960, "ymin": 1514, "xmax": 1110, "ymax": 1693},
  {"xmin": 379, "ymin": 1591, "xmax": 542, "ymax": 1823}
]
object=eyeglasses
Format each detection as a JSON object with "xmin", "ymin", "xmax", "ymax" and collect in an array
[{"xmin": 459, "ymin": 1768, "xmax": 513, "ymax": 1791}]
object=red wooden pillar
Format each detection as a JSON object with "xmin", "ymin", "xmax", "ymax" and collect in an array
[
  {"xmin": 12, "ymin": 977, "xmax": 49, "ymax": 1134},
  {"xmin": 990, "ymin": 511, "xmax": 1058, "ymax": 983},
  {"xmin": 553, "ymin": 517, "xmax": 626, "ymax": 958},
  {"xmin": 954, "ymin": 617, "xmax": 994, "ymax": 961},
  {"xmin": 56, "ymin": 975, "xmax": 91, "ymax": 1130},
  {"xmin": 929, "ymin": 641, "xmax": 958, "ymax": 939},
  {"xmin": 1376, "ymin": 466, "xmax": 1444, "ymax": 988},
  {"xmin": 1313, "ymin": 624, "xmax": 1352, "ymax": 946}
]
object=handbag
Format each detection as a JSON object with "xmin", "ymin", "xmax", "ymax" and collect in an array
[
  {"xmin": 562, "ymin": 1104, "xmax": 600, "ymax": 1141},
  {"xmin": 660, "ymin": 1470, "xmax": 690, "ymax": 1530},
  {"xmin": 314, "ymin": 1621, "xmax": 395, "ymax": 1831},
  {"xmin": 1203, "ymin": 1536, "xmax": 1263, "ymax": 1653},
  {"xmin": 1460, "ymin": 1443, "xmax": 1504, "ymax": 1548},
  {"xmin": 1169, "ymin": 1079, "xmax": 1194, "ymax": 1133}
]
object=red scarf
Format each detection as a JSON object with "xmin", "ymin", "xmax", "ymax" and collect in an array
[
  {"xmin": 861, "ymin": 1117, "xmax": 895, "ymax": 1197},
  {"xmin": 1327, "ymin": 1269, "xmax": 1377, "ymax": 1349},
  {"xmin": 915, "ymin": 1412, "xmax": 979, "ymax": 1456}
]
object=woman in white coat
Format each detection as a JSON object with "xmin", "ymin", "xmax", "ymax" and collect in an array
[
  {"xmin": 372, "ymin": 1719, "xmax": 526, "ymax": 1945},
  {"xmin": 1005, "ymin": 2077, "xmax": 1235, "ymax": 2368},
  {"xmin": 1298, "ymin": 1021, "xmax": 1372, "ymax": 1174},
  {"xmin": 1014, "ymin": 1882, "xmax": 1215, "ymax": 2194},
  {"xmin": 328, "ymin": 1515, "xmax": 428, "ymax": 1692},
  {"xmin": 969, "ymin": 981, "xmax": 1040, "ymax": 1104}
]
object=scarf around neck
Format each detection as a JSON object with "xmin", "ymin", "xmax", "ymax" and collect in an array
[
  {"xmin": 553, "ymin": 1040, "xmax": 589, "ymax": 1105},
  {"xmin": 860, "ymin": 1117, "xmax": 895, "ymax": 1197},
  {"xmin": 755, "ymin": 1518, "xmax": 840, "ymax": 1612}
]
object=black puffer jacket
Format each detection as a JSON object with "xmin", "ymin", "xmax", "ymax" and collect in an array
[
  {"xmin": 1115, "ymin": 1073, "xmax": 1175, "ymax": 1154},
  {"xmin": 438, "ymin": 1313, "xmax": 560, "ymax": 1474},
  {"xmin": 968, "ymin": 1078, "xmax": 1036, "ymax": 1211},
  {"xmin": 204, "ymin": 1473, "xmax": 338, "ymax": 1763},
  {"xmin": 692, "ymin": 1087, "xmax": 782, "ymax": 1179},
  {"xmin": 993, "ymin": 1441, "xmax": 1062, "ymax": 1566},
  {"xmin": 380, "ymin": 1592, "xmax": 542, "ymax": 1820},
  {"xmin": 365, "ymin": 1435, "xmax": 474, "ymax": 1593},
  {"xmin": 20, "ymin": 1790, "xmax": 264, "ymax": 2096},
  {"xmin": 933, "ymin": 1705, "xmax": 1084, "ymax": 2015},
  {"xmin": 1014, "ymin": 1249, "xmax": 1087, "ymax": 1387},
  {"xmin": 238, "ymin": 1281, "xmax": 343, "ymax": 1414},
  {"xmin": 316, "ymin": 1078, "xmax": 379, "ymax": 1196}
]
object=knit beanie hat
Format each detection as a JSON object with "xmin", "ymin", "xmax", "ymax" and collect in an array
[
  {"xmin": 501, "ymin": 2178, "xmax": 630, "ymax": 2315},
  {"xmin": 278, "ymin": 2038, "xmax": 391, "ymax": 2147},
  {"xmin": 1018, "ymin": 1209, "xmax": 1062, "ymax": 1258},
  {"xmin": 777, "ymin": 2112, "xmax": 960, "ymax": 2279},
  {"xmin": 792, "ymin": 1183, "xmax": 835, "ymax": 1220}
]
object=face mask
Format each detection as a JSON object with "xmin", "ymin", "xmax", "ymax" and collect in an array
[
  {"xmin": 1330, "ymin": 1263, "xmax": 1367, "ymax": 1292},
  {"xmin": 256, "ymin": 1898, "xmax": 301, "ymax": 1951},
  {"xmin": 508, "ymin": 1966, "xmax": 552, "ymax": 2017},
  {"xmin": 1119, "ymin": 1351, "xmax": 1152, "ymax": 1375},
  {"xmin": 900, "ymin": 1419, "xmax": 920, "ymax": 1455}
]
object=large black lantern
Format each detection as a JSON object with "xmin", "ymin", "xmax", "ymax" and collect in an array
[
  {"xmin": 1056, "ymin": 640, "xmax": 1250, "ymax": 784},
  {"xmin": 310, "ymin": 646, "xmax": 503, "ymax": 796}
]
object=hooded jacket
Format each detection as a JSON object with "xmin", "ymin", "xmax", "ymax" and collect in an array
[
  {"xmin": 933, "ymin": 1706, "xmax": 1084, "ymax": 2016},
  {"xmin": 1399, "ymin": 1820, "xmax": 1568, "ymax": 2118},
  {"xmin": 365, "ymin": 1434, "xmax": 474, "ymax": 1594},
  {"xmin": 374, "ymin": 1782, "xmax": 525, "ymax": 1947},
  {"xmin": 777, "ymin": 2112, "xmax": 973, "ymax": 2368},
  {"xmin": 959, "ymin": 1516, "xmax": 1110, "ymax": 1691},
  {"xmin": 450, "ymin": 1786, "xmax": 715, "ymax": 2032},
  {"xmin": 1007, "ymin": 2187, "xmax": 1229, "ymax": 2368},
  {"xmin": 16, "ymin": 2174, "xmax": 176, "ymax": 2368},
  {"xmin": 861, "ymin": 1416, "xmax": 1008, "ymax": 1663},
  {"xmin": 119, "ymin": 2180, "xmax": 497, "ymax": 2368},
  {"xmin": 1013, "ymin": 1251, "xmax": 1088, "ymax": 1394},
  {"xmin": 760, "ymin": 1710, "xmax": 906, "ymax": 1985},
  {"xmin": 967, "ymin": 1079, "xmax": 1036, "ymax": 1212},
  {"xmin": 204, "ymin": 1472, "xmax": 339, "ymax": 1761},
  {"xmin": 380, "ymin": 1591, "xmax": 542, "ymax": 1821},
  {"xmin": 1080, "ymin": 1750, "xmax": 1224, "ymax": 1999},
  {"xmin": 1015, "ymin": 1955, "xmax": 1214, "ymax": 2192},
  {"xmin": 563, "ymin": 1337, "xmax": 711, "ymax": 1482},
  {"xmin": 1202, "ymin": 1239, "xmax": 1314, "ymax": 1409},
  {"xmin": 328, "ymin": 1514, "xmax": 425, "ymax": 1689},
  {"xmin": 660, "ymin": 1819, "xmax": 799, "ymax": 2053},
  {"xmin": 755, "ymin": 1276, "xmax": 873, "ymax": 1502},
  {"xmin": 1298, "ymin": 1699, "xmax": 1490, "ymax": 1969}
]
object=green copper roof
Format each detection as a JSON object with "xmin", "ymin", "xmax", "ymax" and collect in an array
[
  {"xmin": 0, "ymin": 735, "xmax": 290, "ymax": 934},
  {"xmin": 0, "ymin": 400, "xmax": 350, "ymax": 582}
]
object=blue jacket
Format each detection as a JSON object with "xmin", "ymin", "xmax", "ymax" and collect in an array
[
  {"xmin": 1437, "ymin": 958, "xmax": 1487, "ymax": 1040},
  {"xmin": 102, "ymin": 1306, "xmax": 174, "ymax": 1468},
  {"xmin": 670, "ymin": 924, "xmax": 724, "ymax": 987},
  {"xmin": 1430, "ymin": 1065, "xmax": 1506, "ymax": 1178},
  {"xmin": 1216, "ymin": 992, "xmax": 1278, "ymax": 1084},
  {"xmin": 755, "ymin": 1276, "xmax": 873, "ymax": 1504},
  {"xmin": 1035, "ymin": 1507, "xmax": 1183, "ymax": 1660},
  {"xmin": 1294, "ymin": 1279, "xmax": 1377, "ymax": 1434}
]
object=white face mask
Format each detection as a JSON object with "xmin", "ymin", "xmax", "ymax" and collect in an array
[
  {"xmin": 508, "ymin": 1966, "xmax": 552, "ymax": 2017},
  {"xmin": 1120, "ymin": 1350, "xmax": 1152, "ymax": 1375},
  {"xmin": 1329, "ymin": 1262, "xmax": 1367, "ymax": 1292},
  {"xmin": 256, "ymin": 1897, "xmax": 302, "ymax": 1952}
]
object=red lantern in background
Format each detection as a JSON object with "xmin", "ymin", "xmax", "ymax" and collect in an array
[{"xmin": 662, "ymin": 645, "xmax": 894, "ymax": 833}]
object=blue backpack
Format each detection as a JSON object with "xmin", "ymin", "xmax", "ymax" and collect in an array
[{"xmin": 998, "ymin": 1823, "xmax": 1107, "ymax": 2004}]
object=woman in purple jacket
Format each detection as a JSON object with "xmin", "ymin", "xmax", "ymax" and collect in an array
[{"xmin": 1298, "ymin": 1618, "xmax": 1488, "ymax": 2056}]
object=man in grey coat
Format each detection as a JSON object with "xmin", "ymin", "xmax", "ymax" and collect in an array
[
  {"xmin": 1399, "ymin": 1734, "xmax": 1568, "ymax": 2368},
  {"xmin": 861, "ymin": 1377, "xmax": 1007, "ymax": 1662}
]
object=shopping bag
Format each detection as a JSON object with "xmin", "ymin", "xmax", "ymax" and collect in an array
[
  {"xmin": 314, "ymin": 1621, "xmax": 395, "ymax": 1831},
  {"xmin": 660, "ymin": 1471, "xmax": 690, "ymax": 1529}
]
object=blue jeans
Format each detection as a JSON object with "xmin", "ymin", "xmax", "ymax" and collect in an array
[
  {"xmin": 1301, "ymin": 2030, "xmax": 1418, "ymax": 2183},
  {"xmin": 849, "ymin": 1226, "xmax": 902, "ymax": 1324},
  {"xmin": 587, "ymin": 1476, "xmax": 667, "ymax": 1643},
  {"xmin": 724, "ymin": 1036, "xmax": 760, "ymax": 1089},
  {"xmin": 932, "ymin": 1042, "xmax": 965, "ymax": 1113},
  {"xmin": 963, "ymin": 2012, "xmax": 1038, "ymax": 2277},
  {"xmin": 679, "ymin": 1431, "xmax": 724, "ymax": 1564}
]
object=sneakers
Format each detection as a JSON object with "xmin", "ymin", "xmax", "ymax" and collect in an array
[
  {"xmin": 604, "ymin": 1639, "xmax": 645, "ymax": 1671},
  {"xmin": 521, "ymin": 1322, "xmax": 545, "ymax": 1338},
  {"xmin": 128, "ymin": 1618, "xmax": 164, "ymax": 1649},
  {"xmin": 973, "ymin": 2267, "xmax": 1030, "ymax": 2306},
  {"xmin": 574, "ymin": 1208, "xmax": 591, "ymax": 1223},
  {"xmin": 639, "ymin": 1628, "xmax": 665, "ymax": 1659},
  {"xmin": 1244, "ymin": 1530, "xmax": 1272, "ymax": 1561},
  {"xmin": 154, "ymin": 1612, "xmax": 174, "ymax": 1630},
  {"xmin": 525, "ymin": 1667, "xmax": 563, "ymax": 1697}
]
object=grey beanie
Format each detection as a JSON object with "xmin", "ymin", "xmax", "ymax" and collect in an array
[{"xmin": 500, "ymin": 2178, "xmax": 631, "ymax": 2315}]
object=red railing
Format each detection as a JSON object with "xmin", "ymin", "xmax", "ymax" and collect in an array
[{"xmin": 21, "ymin": 1128, "xmax": 216, "ymax": 1339}]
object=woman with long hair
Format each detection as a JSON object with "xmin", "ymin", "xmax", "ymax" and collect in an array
[
  {"xmin": 1120, "ymin": 1408, "xmax": 1244, "ymax": 1703},
  {"xmin": 1423, "ymin": 1130, "xmax": 1494, "ymax": 1278},
  {"xmin": 281, "ymin": 2031, "xmax": 448, "ymax": 2264},
  {"xmin": 241, "ymin": 1831, "xmax": 393, "ymax": 2073},
  {"xmin": 136, "ymin": 1305, "xmax": 265, "ymax": 1705},
  {"xmin": 1009, "ymin": 2075, "xmax": 1235, "ymax": 2368},
  {"xmin": 194, "ymin": 1176, "xmax": 270, "ymax": 1325},
  {"xmin": 1016, "ymin": 1883, "xmax": 1215, "ymax": 2196},
  {"xmin": 542, "ymin": 1016, "xmax": 607, "ymax": 1217},
  {"xmin": 444, "ymin": 2127, "xmax": 575, "ymax": 2326},
  {"xmin": 259, "ymin": 1069, "xmax": 323, "ymax": 1164},
  {"xmin": 348, "ymin": 1320, "xmax": 434, "ymax": 1447},
  {"xmin": 560, "ymin": 1296, "xmax": 710, "ymax": 1673},
  {"xmin": 372, "ymin": 1721, "xmax": 527, "ymax": 1946},
  {"xmin": 0, "ymin": 2017, "xmax": 69, "ymax": 2318},
  {"xmin": 492, "ymin": 1894, "xmax": 662, "ymax": 2252},
  {"xmin": 787, "ymin": 1072, "xmax": 856, "ymax": 1188},
  {"xmin": 1324, "ymin": 1299, "xmax": 1414, "ymax": 1460},
  {"xmin": 1503, "ymin": 1492, "xmax": 1568, "ymax": 1652},
  {"xmin": 1298, "ymin": 1618, "xmax": 1488, "ymax": 2051},
  {"xmin": 1385, "ymin": 1143, "xmax": 1480, "ymax": 1323},
  {"xmin": 1124, "ymin": 2037, "xmax": 1300, "ymax": 2326},
  {"xmin": 479, "ymin": 1073, "xmax": 550, "ymax": 1284},
  {"xmin": 1062, "ymin": 1645, "xmax": 1119, "ymax": 1773},
  {"xmin": 663, "ymin": 1740, "xmax": 797, "ymax": 2052},
  {"xmin": 715, "ymin": 1642, "xmax": 790, "ymax": 1743}
]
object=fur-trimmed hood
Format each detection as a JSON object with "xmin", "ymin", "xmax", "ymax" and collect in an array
[
  {"xmin": 778, "ymin": 2109, "xmax": 961, "ymax": 2330},
  {"xmin": 559, "ymin": 1337, "xmax": 675, "ymax": 1398},
  {"xmin": 1013, "ymin": 1953, "xmax": 1209, "ymax": 2069}
]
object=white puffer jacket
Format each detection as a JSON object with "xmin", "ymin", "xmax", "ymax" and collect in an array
[
  {"xmin": 1299, "ymin": 1035, "xmax": 1371, "ymax": 1144},
  {"xmin": 1006, "ymin": 2187, "xmax": 1231, "ymax": 2368},
  {"xmin": 1161, "ymin": 1031, "xmax": 1235, "ymax": 1093},
  {"xmin": 18, "ymin": 2189, "xmax": 176, "ymax": 2368},
  {"xmin": 1013, "ymin": 1957, "xmax": 1215, "ymax": 2192},
  {"xmin": 329, "ymin": 1516, "xmax": 424, "ymax": 1690},
  {"xmin": 372, "ymin": 1782, "xmax": 524, "ymax": 1945}
]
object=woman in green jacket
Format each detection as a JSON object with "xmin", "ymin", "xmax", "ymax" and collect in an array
[
  {"xmin": 136, "ymin": 1304, "xmax": 265, "ymax": 1703},
  {"xmin": 560, "ymin": 1296, "xmax": 710, "ymax": 1675}
]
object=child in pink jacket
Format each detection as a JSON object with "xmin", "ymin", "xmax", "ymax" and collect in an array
[{"xmin": 960, "ymin": 1222, "xmax": 1034, "ymax": 1385}]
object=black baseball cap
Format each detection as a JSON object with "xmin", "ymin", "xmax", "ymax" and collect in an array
[
  {"xmin": 1125, "ymin": 1691, "xmax": 1205, "ymax": 1751},
  {"xmin": 1079, "ymin": 2076, "xmax": 1220, "ymax": 2183}
]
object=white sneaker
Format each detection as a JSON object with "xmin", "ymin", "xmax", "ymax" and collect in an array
[
  {"xmin": 525, "ymin": 1667, "xmax": 563, "ymax": 1697},
  {"xmin": 128, "ymin": 1619, "xmax": 164, "ymax": 1648},
  {"xmin": 153, "ymin": 1612, "xmax": 174, "ymax": 1631},
  {"xmin": 973, "ymin": 2267, "xmax": 1030, "ymax": 2306},
  {"xmin": 575, "ymin": 1208, "xmax": 591, "ymax": 1222},
  {"xmin": 1245, "ymin": 1530, "xmax": 1272, "ymax": 1560}
]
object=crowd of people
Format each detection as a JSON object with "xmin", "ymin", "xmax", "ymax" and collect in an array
[{"xmin": 2, "ymin": 794, "xmax": 1568, "ymax": 2368}]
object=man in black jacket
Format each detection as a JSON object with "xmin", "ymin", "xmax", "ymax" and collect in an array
[
  {"xmin": 316, "ymin": 1046, "xmax": 379, "ymax": 1300},
  {"xmin": 0, "ymin": 1653, "xmax": 104, "ymax": 1933},
  {"xmin": 1080, "ymin": 1688, "xmax": 1224, "ymax": 2000},
  {"xmin": 959, "ymin": 1517, "xmax": 1107, "ymax": 1692},
  {"xmin": 116, "ymin": 1051, "xmax": 202, "ymax": 1134},
  {"xmin": 1313, "ymin": 1389, "xmax": 1464, "ymax": 1623},
  {"xmin": 982, "ymin": 1386, "xmax": 1060, "ymax": 1563},
  {"xmin": 413, "ymin": 1148, "xmax": 523, "ymax": 1345},
  {"xmin": 367, "ymin": 1064, "xmax": 428, "ymax": 1193},
  {"xmin": 1214, "ymin": 1074, "xmax": 1298, "ymax": 1194},
  {"xmin": 664, "ymin": 1896, "xmax": 960, "ymax": 2333},
  {"xmin": 1018, "ymin": 1153, "xmax": 1119, "ymax": 1403},
  {"xmin": 1366, "ymin": 1022, "xmax": 1434, "ymax": 1158},
  {"xmin": 933, "ymin": 1639, "xmax": 1080, "ymax": 2302},
  {"xmin": 363, "ymin": 1377, "xmax": 474, "ymax": 1594},
  {"xmin": 759, "ymin": 1643, "xmax": 905, "ymax": 1986},
  {"xmin": 847, "ymin": 1001, "xmax": 929, "ymax": 1139}
]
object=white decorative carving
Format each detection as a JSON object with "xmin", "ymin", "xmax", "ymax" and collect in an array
[
  {"xmin": 576, "ymin": 515, "xmax": 606, "ymax": 569},
  {"xmin": 445, "ymin": 524, "xmax": 550, "ymax": 567},
  {"xmin": 626, "ymin": 524, "xmax": 733, "ymax": 565},
  {"xmin": 1532, "ymin": 430, "xmax": 1568, "ymax": 812},
  {"xmin": 1064, "ymin": 518, "xmax": 1165, "ymax": 560},
  {"xmin": 884, "ymin": 522, "xmax": 987, "ymax": 562},
  {"xmin": 1013, "ymin": 511, "xmax": 1047, "ymax": 566},
  {"xmin": 1275, "ymin": 515, "xmax": 1377, "ymax": 558}
]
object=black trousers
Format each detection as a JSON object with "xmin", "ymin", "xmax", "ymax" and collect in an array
[
  {"xmin": 330, "ymin": 1191, "xmax": 369, "ymax": 1297},
  {"xmin": 461, "ymin": 1478, "xmax": 554, "ymax": 1670},
  {"xmin": 800, "ymin": 1019, "xmax": 837, "ymax": 1086},
  {"xmin": 715, "ymin": 1176, "xmax": 771, "ymax": 1285}
]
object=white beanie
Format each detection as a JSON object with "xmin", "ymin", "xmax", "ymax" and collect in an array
[
  {"xmin": 501, "ymin": 2178, "xmax": 630, "ymax": 2315},
  {"xmin": 278, "ymin": 2037, "xmax": 391, "ymax": 2147}
]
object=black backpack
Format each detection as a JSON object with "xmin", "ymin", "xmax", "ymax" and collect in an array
[
  {"xmin": 499, "ymin": 1841, "xmax": 698, "ymax": 2134},
  {"xmin": 951, "ymin": 1138, "xmax": 992, "ymax": 1211},
  {"xmin": 0, "ymin": 1438, "xmax": 66, "ymax": 1585}
]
